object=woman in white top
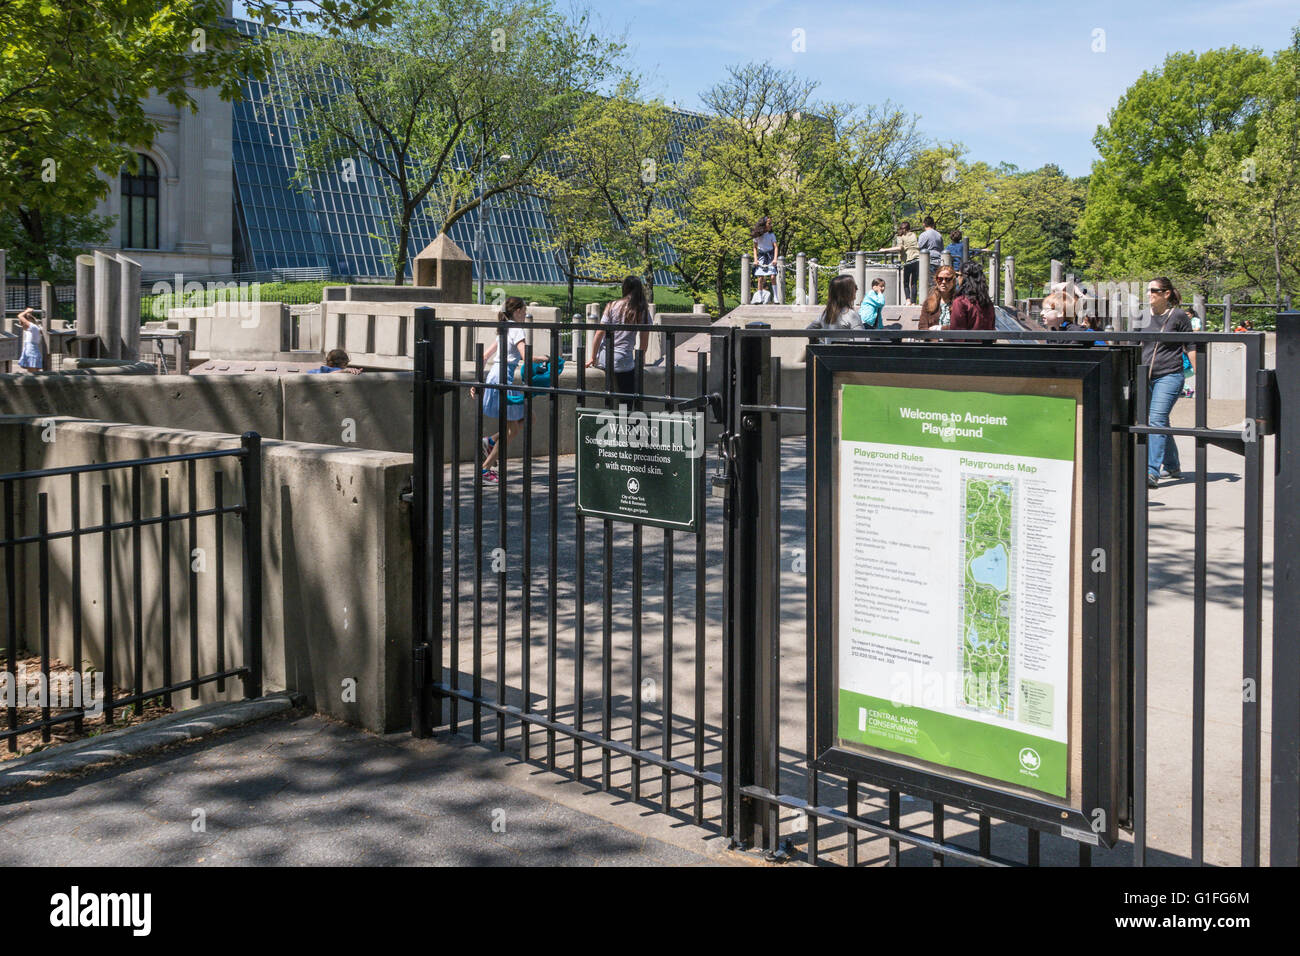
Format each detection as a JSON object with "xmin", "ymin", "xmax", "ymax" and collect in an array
[
  {"xmin": 18, "ymin": 309, "xmax": 45, "ymax": 372},
  {"xmin": 471, "ymin": 296, "xmax": 528, "ymax": 482}
]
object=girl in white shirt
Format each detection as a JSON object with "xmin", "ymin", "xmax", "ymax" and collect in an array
[{"xmin": 472, "ymin": 296, "xmax": 529, "ymax": 482}]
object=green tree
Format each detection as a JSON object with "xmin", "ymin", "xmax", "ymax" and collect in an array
[
  {"xmin": 669, "ymin": 119, "xmax": 750, "ymax": 313},
  {"xmin": 1188, "ymin": 28, "xmax": 1300, "ymax": 303},
  {"xmin": 806, "ymin": 103, "xmax": 923, "ymax": 263},
  {"xmin": 0, "ymin": 0, "xmax": 274, "ymax": 276},
  {"xmin": 947, "ymin": 162, "xmax": 1086, "ymax": 295},
  {"xmin": 530, "ymin": 176, "xmax": 608, "ymax": 320},
  {"xmin": 270, "ymin": 0, "xmax": 621, "ymax": 284},
  {"xmin": 698, "ymin": 62, "xmax": 837, "ymax": 271},
  {"xmin": 242, "ymin": 0, "xmax": 398, "ymax": 32},
  {"xmin": 532, "ymin": 81, "xmax": 681, "ymax": 303},
  {"xmin": 888, "ymin": 144, "xmax": 965, "ymax": 237},
  {"xmin": 0, "ymin": 210, "xmax": 111, "ymax": 285},
  {"xmin": 1074, "ymin": 46, "xmax": 1270, "ymax": 281}
]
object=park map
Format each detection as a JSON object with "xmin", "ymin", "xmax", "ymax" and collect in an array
[{"xmin": 960, "ymin": 477, "xmax": 1014, "ymax": 720}]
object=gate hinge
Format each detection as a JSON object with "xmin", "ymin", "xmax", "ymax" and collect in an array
[{"xmin": 1255, "ymin": 369, "xmax": 1278, "ymax": 436}]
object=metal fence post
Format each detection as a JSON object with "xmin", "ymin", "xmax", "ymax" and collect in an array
[
  {"xmin": 239, "ymin": 432, "xmax": 263, "ymax": 699},
  {"xmin": 1272, "ymin": 311, "xmax": 1300, "ymax": 866},
  {"xmin": 411, "ymin": 306, "xmax": 441, "ymax": 737},
  {"xmin": 729, "ymin": 324, "xmax": 770, "ymax": 849},
  {"xmin": 740, "ymin": 255, "xmax": 751, "ymax": 306}
]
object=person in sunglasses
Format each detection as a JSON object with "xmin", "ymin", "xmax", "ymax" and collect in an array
[
  {"xmin": 919, "ymin": 265, "xmax": 957, "ymax": 331},
  {"xmin": 1138, "ymin": 277, "xmax": 1195, "ymax": 488}
]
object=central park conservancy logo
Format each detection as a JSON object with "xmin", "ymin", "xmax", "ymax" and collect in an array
[{"xmin": 1019, "ymin": 747, "xmax": 1041, "ymax": 772}]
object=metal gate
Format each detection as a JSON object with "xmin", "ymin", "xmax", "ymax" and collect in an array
[{"xmin": 412, "ymin": 307, "xmax": 1299, "ymax": 867}]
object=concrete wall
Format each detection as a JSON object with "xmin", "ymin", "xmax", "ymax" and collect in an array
[
  {"xmin": 0, "ymin": 370, "xmax": 285, "ymax": 437},
  {"xmin": 170, "ymin": 302, "xmax": 292, "ymax": 358},
  {"xmin": 1, "ymin": 416, "xmax": 412, "ymax": 733},
  {"xmin": 0, "ymin": 356, "xmax": 808, "ymax": 458}
]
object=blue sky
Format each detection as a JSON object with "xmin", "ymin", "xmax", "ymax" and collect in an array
[{"xmin": 235, "ymin": 0, "xmax": 1300, "ymax": 176}]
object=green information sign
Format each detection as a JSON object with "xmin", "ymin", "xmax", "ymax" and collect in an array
[
  {"xmin": 835, "ymin": 384, "xmax": 1077, "ymax": 798},
  {"xmin": 575, "ymin": 407, "xmax": 702, "ymax": 533}
]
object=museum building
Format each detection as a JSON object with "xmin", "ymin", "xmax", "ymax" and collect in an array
[{"xmin": 91, "ymin": 10, "xmax": 701, "ymax": 285}]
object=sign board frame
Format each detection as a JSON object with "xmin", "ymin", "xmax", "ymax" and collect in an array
[
  {"xmin": 575, "ymin": 405, "xmax": 704, "ymax": 534},
  {"xmin": 808, "ymin": 344, "xmax": 1136, "ymax": 846}
]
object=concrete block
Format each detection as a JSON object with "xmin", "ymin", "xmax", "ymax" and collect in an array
[
  {"xmin": 0, "ymin": 416, "xmax": 413, "ymax": 733},
  {"xmin": 343, "ymin": 313, "xmax": 372, "ymax": 355},
  {"xmin": 94, "ymin": 251, "xmax": 121, "ymax": 358},
  {"xmin": 1209, "ymin": 342, "xmax": 1246, "ymax": 400},
  {"xmin": 118, "ymin": 255, "xmax": 142, "ymax": 360},
  {"xmin": 169, "ymin": 302, "xmax": 290, "ymax": 359},
  {"xmin": 280, "ymin": 373, "xmax": 412, "ymax": 452},
  {"xmin": 0, "ymin": 371, "xmax": 284, "ymax": 438}
]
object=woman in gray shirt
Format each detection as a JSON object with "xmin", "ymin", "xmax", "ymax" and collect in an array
[{"xmin": 806, "ymin": 274, "xmax": 864, "ymax": 344}]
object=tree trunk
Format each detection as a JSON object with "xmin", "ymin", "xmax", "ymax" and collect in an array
[
  {"xmin": 642, "ymin": 230, "xmax": 654, "ymax": 306},
  {"xmin": 567, "ymin": 269, "xmax": 575, "ymax": 320},
  {"xmin": 393, "ymin": 215, "xmax": 411, "ymax": 285}
]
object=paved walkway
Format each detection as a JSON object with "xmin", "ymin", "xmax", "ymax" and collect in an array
[{"xmin": 0, "ymin": 710, "xmax": 744, "ymax": 866}]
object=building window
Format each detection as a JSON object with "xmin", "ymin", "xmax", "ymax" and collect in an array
[{"xmin": 120, "ymin": 154, "xmax": 159, "ymax": 249}]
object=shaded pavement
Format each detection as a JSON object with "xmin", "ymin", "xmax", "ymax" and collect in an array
[{"xmin": 0, "ymin": 709, "xmax": 743, "ymax": 866}]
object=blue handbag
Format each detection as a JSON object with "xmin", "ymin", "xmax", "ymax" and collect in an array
[{"xmin": 523, "ymin": 356, "xmax": 566, "ymax": 389}]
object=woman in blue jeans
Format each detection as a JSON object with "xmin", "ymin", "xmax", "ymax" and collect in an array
[{"xmin": 1140, "ymin": 277, "xmax": 1196, "ymax": 488}]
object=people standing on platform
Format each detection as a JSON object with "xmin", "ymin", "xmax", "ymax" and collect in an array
[
  {"xmin": 588, "ymin": 274, "xmax": 651, "ymax": 396},
  {"xmin": 918, "ymin": 216, "xmax": 944, "ymax": 273},
  {"xmin": 919, "ymin": 265, "xmax": 957, "ymax": 331},
  {"xmin": 472, "ymin": 295, "xmax": 529, "ymax": 483},
  {"xmin": 949, "ymin": 261, "xmax": 996, "ymax": 333},
  {"xmin": 882, "ymin": 222, "xmax": 920, "ymax": 304},
  {"xmin": 944, "ymin": 229, "xmax": 964, "ymax": 272},
  {"xmin": 1138, "ymin": 277, "xmax": 1195, "ymax": 488},
  {"xmin": 17, "ymin": 309, "xmax": 45, "ymax": 373},
  {"xmin": 751, "ymin": 217, "xmax": 778, "ymax": 303}
]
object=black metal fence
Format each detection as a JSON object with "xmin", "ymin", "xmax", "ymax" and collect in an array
[
  {"xmin": 411, "ymin": 310, "xmax": 1298, "ymax": 866},
  {"xmin": 0, "ymin": 434, "xmax": 263, "ymax": 750}
]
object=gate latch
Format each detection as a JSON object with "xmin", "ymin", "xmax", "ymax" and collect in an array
[
  {"xmin": 711, "ymin": 431, "xmax": 735, "ymax": 498},
  {"xmin": 1255, "ymin": 369, "xmax": 1278, "ymax": 436}
]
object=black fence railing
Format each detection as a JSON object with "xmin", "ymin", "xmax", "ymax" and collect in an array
[
  {"xmin": 0, "ymin": 434, "xmax": 263, "ymax": 750},
  {"xmin": 411, "ymin": 312, "xmax": 1297, "ymax": 866}
]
